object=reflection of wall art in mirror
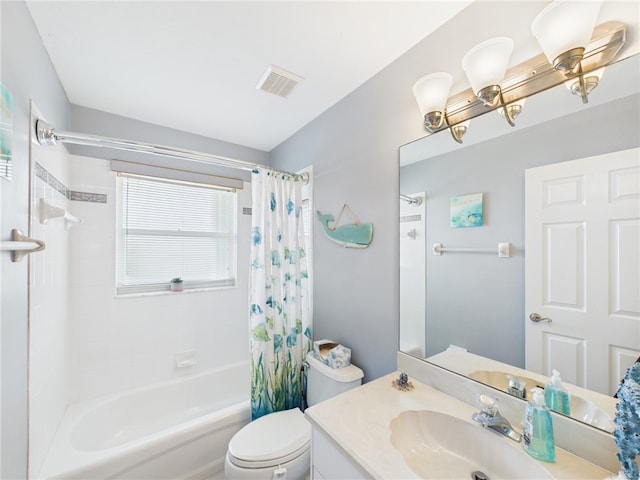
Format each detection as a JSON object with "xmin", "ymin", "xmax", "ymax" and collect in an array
[
  {"xmin": 0, "ymin": 83, "xmax": 14, "ymax": 181},
  {"xmin": 450, "ymin": 192, "xmax": 483, "ymax": 228}
]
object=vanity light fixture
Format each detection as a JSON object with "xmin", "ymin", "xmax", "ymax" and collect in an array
[
  {"xmin": 413, "ymin": 72, "xmax": 452, "ymax": 131},
  {"xmin": 531, "ymin": 0, "xmax": 604, "ymax": 103},
  {"xmin": 462, "ymin": 37, "xmax": 520, "ymax": 127},
  {"xmin": 413, "ymin": 72, "xmax": 469, "ymax": 143},
  {"xmin": 413, "ymin": 0, "xmax": 625, "ymax": 143}
]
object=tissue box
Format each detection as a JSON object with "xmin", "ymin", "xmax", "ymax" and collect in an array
[{"xmin": 313, "ymin": 339, "xmax": 351, "ymax": 369}]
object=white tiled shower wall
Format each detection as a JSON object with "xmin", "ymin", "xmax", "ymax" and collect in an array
[
  {"xmin": 67, "ymin": 155, "xmax": 251, "ymax": 402},
  {"xmin": 28, "ymin": 149, "xmax": 251, "ymax": 474},
  {"xmin": 29, "ymin": 141, "xmax": 73, "ymax": 476}
]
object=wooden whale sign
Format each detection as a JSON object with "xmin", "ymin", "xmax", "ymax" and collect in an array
[{"xmin": 316, "ymin": 207, "xmax": 373, "ymax": 249}]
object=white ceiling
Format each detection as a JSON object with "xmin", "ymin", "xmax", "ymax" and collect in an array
[{"xmin": 25, "ymin": 1, "xmax": 472, "ymax": 152}]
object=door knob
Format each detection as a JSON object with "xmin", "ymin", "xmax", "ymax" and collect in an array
[{"xmin": 529, "ymin": 313, "xmax": 552, "ymax": 323}]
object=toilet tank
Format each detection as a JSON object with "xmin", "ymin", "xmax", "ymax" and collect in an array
[{"xmin": 305, "ymin": 351, "xmax": 364, "ymax": 406}]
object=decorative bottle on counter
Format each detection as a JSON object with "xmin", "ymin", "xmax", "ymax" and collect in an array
[{"xmin": 522, "ymin": 387, "xmax": 556, "ymax": 463}]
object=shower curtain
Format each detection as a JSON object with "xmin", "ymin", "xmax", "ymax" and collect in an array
[{"xmin": 249, "ymin": 169, "xmax": 311, "ymax": 420}]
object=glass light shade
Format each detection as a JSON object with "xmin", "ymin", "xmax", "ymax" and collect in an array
[
  {"xmin": 462, "ymin": 37, "xmax": 514, "ymax": 95},
  {"xmin": 531, "ymin": 0, "xmax": 603, "ymax": 65},
  {"xmin": 412, "ymin": 72, "xmax": 453, "ymax": 116}
]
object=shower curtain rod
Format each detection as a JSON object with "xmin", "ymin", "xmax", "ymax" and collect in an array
[
  {"xmin": 35, "ymin": 120, "xmax": 308, "ymax": 182},
  {"xmin": 400, "ymin": 194, "xmax": 422, "ymax": 205}
]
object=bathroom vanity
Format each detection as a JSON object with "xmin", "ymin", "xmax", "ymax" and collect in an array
[{"xmin": 305, "ymin": 359, "xmax": 617, "ymax": 479}]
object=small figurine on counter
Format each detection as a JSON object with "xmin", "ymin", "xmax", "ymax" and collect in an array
[{"xmin": 392, "ymin": 372, "xmax": 414, "ymax": 392}]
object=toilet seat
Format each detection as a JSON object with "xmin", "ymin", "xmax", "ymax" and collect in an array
[{"xmin": 227, "ymin": 408, "xmax": 311, "ymax": 469}]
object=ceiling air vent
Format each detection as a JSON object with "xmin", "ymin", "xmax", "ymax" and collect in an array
[{"xmin": 256, "ymin": 65, "xmax": 304, "ymax": 98}]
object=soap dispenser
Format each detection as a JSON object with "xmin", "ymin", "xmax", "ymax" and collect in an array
[
  {"xmin": 544, "ymin": 369, "xmax": 571, "ymax": 415},
  {"xmin": 522, "ymin": 387, "xmax": 556, "ymax": 462}
]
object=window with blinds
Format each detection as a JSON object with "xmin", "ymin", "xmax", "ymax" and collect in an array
[{"xmin": 116, "ymin": 174, "xmax": 237, "ymax": 295}]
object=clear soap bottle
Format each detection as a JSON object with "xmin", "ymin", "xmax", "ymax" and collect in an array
[
  {"xmin": 544, "ymin": 369, "xmax": 571, "ymax": 415},
  {"xmin": 522, "ymin": 387, "xmax": 556, "ymax": 462}
]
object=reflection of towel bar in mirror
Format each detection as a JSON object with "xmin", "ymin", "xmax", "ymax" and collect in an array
[
  {"xmin": 0, "ymin": 229, "xmax": 46, "ymax": 262},
  {"xmin": 432, "ymin": 242, "xmax": 510, "ymax": 258},
  {"xmin": 39, "ymin": 198, "xmax": 82, "ymax": 229}
]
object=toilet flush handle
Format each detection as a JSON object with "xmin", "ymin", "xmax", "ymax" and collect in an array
[{"xmin": 272, "ymin": 466, "xmax": 287, "ymax": 479}]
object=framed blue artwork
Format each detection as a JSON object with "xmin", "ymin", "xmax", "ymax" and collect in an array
[{"xmin": 450, "ymin": 193, "xmax": 483, "ymax": 228}]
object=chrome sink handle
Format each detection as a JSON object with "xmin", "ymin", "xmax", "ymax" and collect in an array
[
  {"xmin": 478, "ymin": 394, "xmax": 499, "ymax": 416},
  {"xmin": 472, "ymin": 394, "xmax": 499, "ymax": 428}
]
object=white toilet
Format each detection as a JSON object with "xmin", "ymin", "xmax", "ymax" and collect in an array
[{"xmin": 225, "ymin": 351, "xmax": 364, "ymax": 479}]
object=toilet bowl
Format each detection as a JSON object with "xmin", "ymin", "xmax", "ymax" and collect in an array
[
  {"xmin": 225, "ymin": 351, "xmax": 363, "ymax": 479},
  {"xmin": 224, "ymin": 408, "xmax": 310, "ymax": 480}
]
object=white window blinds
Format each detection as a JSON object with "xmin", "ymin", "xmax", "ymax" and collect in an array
[{"xmin": 117, "ymin": 174, "xmax": 237, "ymax": 294}]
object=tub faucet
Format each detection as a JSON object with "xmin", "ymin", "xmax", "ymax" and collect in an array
[{"xmin": 472, "ymin": 395, "xmax": 522, "ymax": 443}]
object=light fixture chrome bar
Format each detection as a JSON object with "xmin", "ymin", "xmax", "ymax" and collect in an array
[
  {"xmin": 428, "ymin": 21, "xmax": 626, "ymax": 136},
  {"xmin": 35, "ymin": 120, "xmax": 308, "ymax": 181}
]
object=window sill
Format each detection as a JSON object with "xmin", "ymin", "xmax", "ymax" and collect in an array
[{"xmin": 115, "ymin": 284, "xmax": 236, "ymax": 299}]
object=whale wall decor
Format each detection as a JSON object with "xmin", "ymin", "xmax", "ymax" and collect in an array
[{"xmin": 316, "ymin": 206, "xmax": 373, "ymax": 249}]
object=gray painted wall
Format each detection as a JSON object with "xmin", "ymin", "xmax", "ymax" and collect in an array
[
  {"xmin": 401, "ymin": 95, "xmax": 640, "ymax": 367},
  {"xmin": 1, "ymin": 2, "xmax": 70, "ymax": 478},
  {"xmin": 268, "ymin": 2, "xmax": 504, "ymax": 381},
  {"xmin": 269, "ymin": 67, "xmax": 412, "ymax": 382}
]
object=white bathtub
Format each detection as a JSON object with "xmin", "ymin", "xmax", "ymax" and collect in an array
[{"xmin": 38, "ymin": 362, "xmax": 250, "ymax": 479}]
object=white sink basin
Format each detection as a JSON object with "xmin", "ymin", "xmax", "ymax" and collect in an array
[{"xmin": 390, "ymin": 410, "xmax": 553, "ymax": 480}]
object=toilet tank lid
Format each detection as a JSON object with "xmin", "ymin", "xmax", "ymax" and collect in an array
[{"xmin": 306, "ymin": 351, "xmax": 364, "ymax": 382}]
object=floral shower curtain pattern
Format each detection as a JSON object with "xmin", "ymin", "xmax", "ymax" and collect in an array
[{"xmin": 249, "ymin": 169, "xmax": 311, "ymax": 420}]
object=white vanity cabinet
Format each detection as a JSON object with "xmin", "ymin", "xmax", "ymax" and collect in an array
[{"xmin": 311, "ymin": 427, "xmax": 366, "ymax": 479}]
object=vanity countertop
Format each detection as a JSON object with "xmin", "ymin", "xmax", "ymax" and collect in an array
[{"xmin": 304, "ymin": 372, "xmax": 615, "ymax": 479}]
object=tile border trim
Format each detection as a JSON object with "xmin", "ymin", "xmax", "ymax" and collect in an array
[{"xmin": 35, "ymin": 161, "xmax": 107, "ymax": 204}]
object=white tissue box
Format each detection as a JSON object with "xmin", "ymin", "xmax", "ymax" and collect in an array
[{"xmin": 313, "ymin": 339, "xmax": 351, "ymax": 369}]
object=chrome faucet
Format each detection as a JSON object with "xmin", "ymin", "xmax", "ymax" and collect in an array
[
  {"xmin": 472, "ymin": 395, "xmax": 522, "ymax": 443},
  {"xmin": 506, "ymin": 374, "xmax": 527, "ymax": 399}
]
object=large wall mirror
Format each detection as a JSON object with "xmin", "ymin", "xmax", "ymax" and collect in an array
[{"xmin": 399, "ymin": 53, "xmax": 640, "ymax": 434}]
